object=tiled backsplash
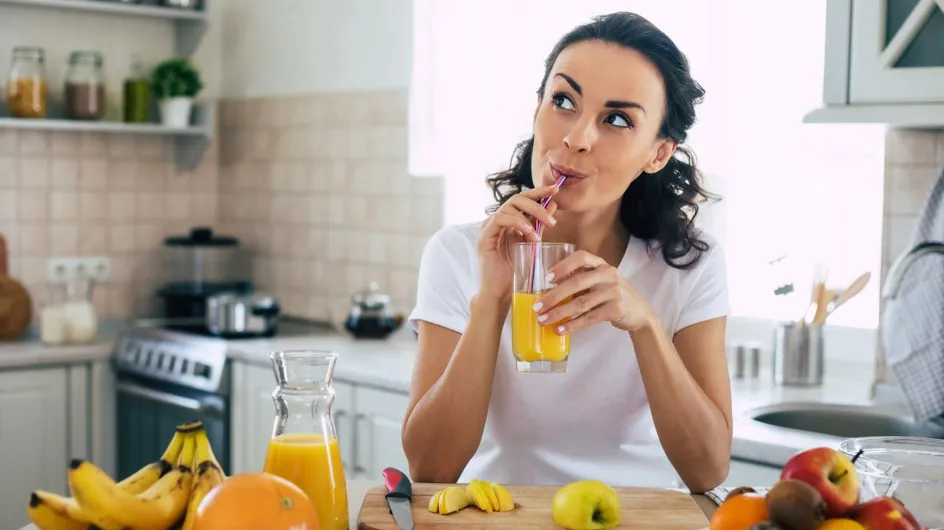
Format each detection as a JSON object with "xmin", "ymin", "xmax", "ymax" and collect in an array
[
  {"xmin": 217, "ymin": 89, "xmax": 444, "ymax": 327},
  {"xmin": 0, "ymin": 129, "xmax": 218, "ymax": 320},
  {"xmin": 877, "ymin": 129, "xmax": 944, "ymax": 381}
]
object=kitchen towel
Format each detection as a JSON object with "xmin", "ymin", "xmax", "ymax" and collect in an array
[{"xmin": 881, "ymin": 164, "xmax": 944, "ymax": 422}]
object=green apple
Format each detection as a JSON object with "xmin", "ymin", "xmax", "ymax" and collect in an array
[{"xmin": 551, "ymin": 480, "xmax": 622, "ymax": 530}]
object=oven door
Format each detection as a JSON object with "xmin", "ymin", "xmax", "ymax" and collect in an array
[{"xmin": 116, "ymin": 374, "xmax": 230, "ymax": 478}]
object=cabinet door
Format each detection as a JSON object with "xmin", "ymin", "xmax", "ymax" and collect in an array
[
  {"xmin": 0, "ymin": 367, "xmax": 68, "ymax": 530},
  {"xmin": 333, "ymin": 379, "xmax": 355, "ymax": 476},
  {"xmin": 230, "ymin": 363, "xmax": 276, "ymax": 475},
  {"xmin": 353, "ymin": 386, "xmax": 410, "ymax": 481},
  {"xmin": 723, "ymin": 458, "xmax": 783, "ymax": 488},
  {"xmin": 849, "ymin": 0, "xmax": 944, "ymax": 103}
]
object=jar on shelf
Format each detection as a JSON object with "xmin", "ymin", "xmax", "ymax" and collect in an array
[
  {"xmin": 123, "ymin": 54, "xmax": 150, "ymax": 123},
  {"xmin": 5, "ymin": 46, "xmax": 48, "ymax": 118},
  {"xmin": 64, "ymin": 51, "xmax": 106, "ymax": 120}
]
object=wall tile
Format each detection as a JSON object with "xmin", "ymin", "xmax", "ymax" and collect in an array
[
  {"xmin": 885, "ymin": 129, "xmax": 938, "ymax": 165},
  {"xmin": 2, "ymin": 90, "xmax": 442, "ymax": 329},
  {"xmin": 1, "ymin": 128, "xmax": 219, "ymax": 322}
]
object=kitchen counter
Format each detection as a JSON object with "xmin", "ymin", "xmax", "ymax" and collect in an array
[
  {"xmin": 225, "ymin": 325, "xmax": 420, "ymax": 394},
  {"xmin": 17, "ymin": 478, "xmax": 718, "ymax": 530},
  {"xmin": 0, "ymin": 335, "xmax": 115, "ymax": 369}
]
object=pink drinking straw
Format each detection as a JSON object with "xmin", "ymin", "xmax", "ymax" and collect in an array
[{"xmin": 527, "ymin": 174, "xmax": 568, "ymax": 292}]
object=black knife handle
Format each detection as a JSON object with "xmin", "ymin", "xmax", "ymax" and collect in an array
[{"xmin": 382, "ymin": 467, "xmax": 412, "ymax": 499}]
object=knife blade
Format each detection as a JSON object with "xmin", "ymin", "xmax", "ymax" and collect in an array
[{"xmin": 382, "ymin": 467, "xmax": 414, "ymax": 530}]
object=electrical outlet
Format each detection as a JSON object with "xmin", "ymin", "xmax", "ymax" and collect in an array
[{"xmin": 46, "ymin": 257, "xmax": 111, "ymax": 284}]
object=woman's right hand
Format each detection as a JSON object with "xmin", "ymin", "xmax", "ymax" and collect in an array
[{"xmin": 476, "ymin": 185, "xmax": 560, "ymax": 301}]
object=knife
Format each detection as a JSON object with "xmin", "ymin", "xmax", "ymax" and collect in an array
[{"xmin": 382, "ymin": 467, "xmax": 414, "ymax": 530}]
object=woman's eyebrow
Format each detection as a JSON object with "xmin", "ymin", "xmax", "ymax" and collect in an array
[{"xmin": 554, "ymin": 72, "xmax": 647, "ymax": 114}]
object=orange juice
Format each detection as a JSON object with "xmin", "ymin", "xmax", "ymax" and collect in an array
[
  {"xmin": 263, "ymin": 432, "xmax": 349, "ymax": 530},
  {"xmin": 511, "ymin": 291, "xmax": 570, "ymax": 363}
]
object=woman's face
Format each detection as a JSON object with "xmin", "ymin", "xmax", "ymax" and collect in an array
[{"xmin": 530, "ymin": 39, "xmax": 676, "ymax": 212}]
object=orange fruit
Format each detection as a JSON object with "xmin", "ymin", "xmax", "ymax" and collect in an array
[
  {"xmin": 193, "ymin": 472, "xmax": 321, "ymax": 530},
  {"xmin": 709, "ymin": 492, "xmax": 768, "ymax": 530}
]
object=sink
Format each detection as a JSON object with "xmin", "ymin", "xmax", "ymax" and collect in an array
[{"xmin": 747, "ymin": 402, "xmax": 944, "ymax": 439}]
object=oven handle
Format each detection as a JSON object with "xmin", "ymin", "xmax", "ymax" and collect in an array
[{"xmin": 117, "ymin": 382, "xmax": 224, "ymax": 416}]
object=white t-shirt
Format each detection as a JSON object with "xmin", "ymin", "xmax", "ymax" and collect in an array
[{"xmin": 408, "ymin": 221, "xmax": 730, "ymax": 487}]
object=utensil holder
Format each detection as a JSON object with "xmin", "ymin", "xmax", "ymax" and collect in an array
[{"xmin": 773, "ymin": 321, "xmax": 824, "ymax": 386}]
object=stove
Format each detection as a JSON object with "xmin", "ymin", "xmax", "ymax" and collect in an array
[{"xmin": 111, "ymin": 316, "xmax": 337, "ymax": 478}]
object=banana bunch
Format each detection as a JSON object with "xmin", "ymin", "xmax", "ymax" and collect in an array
[{"xmin": 27, "ymin": 420, "xmax": 227, "ymax": 530}]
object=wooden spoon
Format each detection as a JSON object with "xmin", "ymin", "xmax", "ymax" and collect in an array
[
  {"xmin": 827, "ymin": 271, "xmax": 871, "ymax": 315},
  {"xmin": 0, "ymin": 234, "xmax": 32, "ymax": 340}
]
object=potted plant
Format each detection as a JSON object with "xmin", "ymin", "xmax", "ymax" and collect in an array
[{"xmin": 151, "ymin": 57, "xmax": 203, "ymax": 127}]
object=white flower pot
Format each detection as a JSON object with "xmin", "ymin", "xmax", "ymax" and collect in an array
[{"xmin": 158, "ymin": 97, "xmax": 194, "ymax": 128}]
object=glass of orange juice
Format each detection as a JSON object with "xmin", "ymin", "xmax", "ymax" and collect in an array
[
  {"xmin": 512, "ymin": 242, "xmax": 575, "ymax": 372},
  {"xmin": 263, "ymin": 350, "xmax": 349, "ymax": 530}
]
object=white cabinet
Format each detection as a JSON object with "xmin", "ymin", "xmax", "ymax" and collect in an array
[
  {"xmin": 0, "ymin": 367, "xmax": 69, "ymax": 530},
  {"xmin": 847, "ymin": 0, "xmax": 944, "ymax": 104},
  {"xmin": 230, "ymin": 362, "xmax": 407, "ymax": 482},
  {"xmin": 809, "ymin": 0, "xmax": 944, "ymax": 124},
  {"xmin": 723, "ymin": 458, "xmax": 782, "ymax": 488},
  {"xmin": 351, "ymin": 386, "xmax": 410, "ymax": 480}
]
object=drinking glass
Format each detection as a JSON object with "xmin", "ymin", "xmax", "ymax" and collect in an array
[{"xmin": 511, "ymin": 242, "xmax": 575, "ymax": 372}]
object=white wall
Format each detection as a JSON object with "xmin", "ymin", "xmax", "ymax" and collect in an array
[
  {"xmin": 0, "ymin": 1, "xmax": 222, "ymax": 118},
  {"xmin": 219, "ymin": 0, "xmax": 413, "ymax": 98}
]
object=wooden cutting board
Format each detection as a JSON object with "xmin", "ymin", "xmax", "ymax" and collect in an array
[{"xmin": 357, "ymin": 483, "xmax": 709, "ymax": 529}]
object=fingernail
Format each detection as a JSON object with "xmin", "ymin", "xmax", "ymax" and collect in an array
[
  {"xmin": 545, "ymin": 272, "xmax": 555, "ymax": 283},
  {"xmin": 537, "ymin": 314, "xmax": 547, "ymax": 323},
  {"xmin": 556, "ymin": 325, "xmax": 566, "ymax": 334},
  {"xmin": 532, "ymin": 301, "xmax": 543, "ymax": 312},
  {"xmin": 548, "ymin": 216, "xmax": 557, "ymax": 225}
]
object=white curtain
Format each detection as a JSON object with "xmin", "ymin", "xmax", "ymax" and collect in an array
[{"xmin": 409, "ymin": 0, "xmax": 887, "ymax": 328}]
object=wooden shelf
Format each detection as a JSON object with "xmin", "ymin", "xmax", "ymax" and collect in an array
[
  {"xmin": 0, "ymin": 0, "xmax": 210, "ymax": 55},
  {"xmin": 0, "ymin": 103, "xmax": 215, "ymax": 171},
  {"xmin": 0, "ymin": 0, "xmax": 206, "ymax": 21}
]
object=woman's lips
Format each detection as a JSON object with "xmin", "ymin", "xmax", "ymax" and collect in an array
[{"xmin": 551, "ymin": 163, "xmax": 588, "ymax": 186}]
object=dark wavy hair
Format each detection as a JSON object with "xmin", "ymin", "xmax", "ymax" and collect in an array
[{"xmin": 486, "ymin": 12, "xmax": 717, "ymax": 270}]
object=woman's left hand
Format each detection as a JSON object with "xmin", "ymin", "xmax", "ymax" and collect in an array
[{"xmin": 534, "ymin": 250, "xmax": 655, "ymax": 334}]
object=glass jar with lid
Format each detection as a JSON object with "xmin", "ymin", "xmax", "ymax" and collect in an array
[
  {"xmin": 5, "ymin": 46, "xmax": 48, "ymax": 118},
  {"xmin": 64, "ymin": 51, "xmax": 106, "ymax": 120}
]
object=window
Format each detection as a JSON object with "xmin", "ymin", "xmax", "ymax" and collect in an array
[{"xmin": 409, "ymin": 0, "xmax": 887, "ymax": 329}]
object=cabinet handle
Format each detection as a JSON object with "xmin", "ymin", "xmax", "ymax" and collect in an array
[{"xmin": 353, "ymin": 413, "xmax": 369, "ymax": 476}]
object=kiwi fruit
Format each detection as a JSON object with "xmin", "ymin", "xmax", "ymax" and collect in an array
[
  {"xmin": 766, "ymin": 479, "xmax": 827, "ymax": 530},
  {"xmin": 723, "ymin": 485, "xmax": 757, "ymax": 502}
]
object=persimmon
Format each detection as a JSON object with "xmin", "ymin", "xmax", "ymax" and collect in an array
[
  {"xmin": 193, "ymin": 472, "xmax": 321, "ymax": 530},
  {"xmin": 709, "ymin": 492, "xmax": 769, "ymax": 530}
]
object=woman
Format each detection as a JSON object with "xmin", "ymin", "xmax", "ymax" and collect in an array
[{"xmin": 402, "ymin": 11, "xmax": 732, "ymax": 493}]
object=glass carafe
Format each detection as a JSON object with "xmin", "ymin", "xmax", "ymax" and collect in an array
[{"xmin": 263, "ymin": 350, "xmax": 349, "ymax": 530}]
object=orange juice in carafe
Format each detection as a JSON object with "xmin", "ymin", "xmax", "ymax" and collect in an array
[
  {"xmin": 264, "ymin": 433, "xmax": 348, "ymax": 530},
  {"xmin": 265, "ymin": 350, "xmax": 349, "ymax": 530}
]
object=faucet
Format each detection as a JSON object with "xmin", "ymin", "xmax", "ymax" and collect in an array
[{"xmin": 882, "ymin": 241, "xmax": 944, "ymax": 300}]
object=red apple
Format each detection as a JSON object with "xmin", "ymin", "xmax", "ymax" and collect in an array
[
  {"xmin": 780, "ymin": 447, "xmax": 861, "ymax": 518},
  {"xmin": 850, "ymin": 496, "xmax": 923, "ymax": 530}
]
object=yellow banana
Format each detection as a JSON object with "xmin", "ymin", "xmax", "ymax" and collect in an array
[
  {"xmin": 27, "ymin": 430, "xmax": 187, "ymax": 530},
  {"xmin": 69, "ymin": 431, "xmax": 197, "ymax": 530},
  {"xmin": 26, "ymin": 491, "xmax": 89, "ymax": 530},
  {"xmin": 117, "ymin": 427, "xmax": 187, "ymax": 495},
  {"xmin": 180, "ymin": 428, "xmax": 226, "ymax": 530}
]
